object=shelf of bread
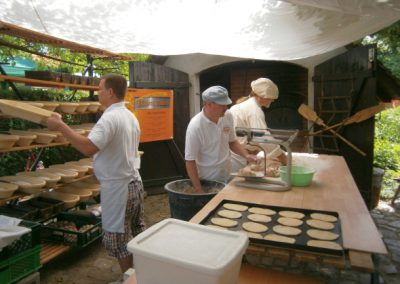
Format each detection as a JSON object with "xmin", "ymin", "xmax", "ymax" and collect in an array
[
  {"xmin": 0, "ymin": 125, "xmax": 93, "ymax": 153},
  {"xmin": 0, "ymin": 161, "xmax": 97, "ymax": 206},
  {"xmin": 0, "ymin": 99, "xmax": 103, "ymax": 119}
]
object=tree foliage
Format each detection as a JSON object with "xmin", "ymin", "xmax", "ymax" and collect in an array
[
  {"xmin": 363, "ymin": 20, "xmax": 400, "ymax": 199},
  {"xmin": 363, "ymin": 20, "xmax": 400, "ymax": 77},
  {"xmin": 0, "ymin": 35, "xmax": 149, "ymax": 77}
]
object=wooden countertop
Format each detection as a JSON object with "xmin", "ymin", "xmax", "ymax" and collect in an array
[
  {"xmin": 190, "ymin": 153, "xmax": 387, "ymax": 255},
  {"xmin": 123, "ymin": 264, "xmax": 324, "ymax": 284}
]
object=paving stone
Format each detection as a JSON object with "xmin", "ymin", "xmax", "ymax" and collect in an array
[
  {"xmin": 319, "ymin": 267, "xmax": 338, "ymax": 279},
  {"xmin": 381, "ymin": 262, "xmax": 398, "ymax": 274},
  {"xmin": 340, "ymin": 270, "xmax": 359, "ymax": 281},
  {"xmin": 379, "ymin": 228, "xmax": 398, "ymax": 239},
  {"xmin": 384, "ymin": 238, "xmax": 399, "ymax": 247},
  {"xmin": 358, "ymin": 272, "xmax": 372, "ymax": 284},
  {"xmin": 389, "ymin": 220, "xmax": 400, "ymax": 229}
]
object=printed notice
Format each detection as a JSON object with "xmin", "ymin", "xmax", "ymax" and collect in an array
[{"xmin": 125, "ymin": 89, "xmax": 173, "ymax": 142}]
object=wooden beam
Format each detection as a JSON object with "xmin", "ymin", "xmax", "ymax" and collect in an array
[
  {"xmin": 132, "ymin": 81, "xmax": 190, "ymax": 89},
  {"xmin": 0, "ymin": 21, "xmax": 130, "ymax": 60}
]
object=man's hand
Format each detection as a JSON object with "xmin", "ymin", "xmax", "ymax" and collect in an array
[
  {"xmin": 42, "ymin": 113, "xmax": 63, "ymax": 131},
  {"xmin": 245, "ymin": 154, "xmax": 258, "ymax": 164},
  {"xmin": 194, "ymin": 186, "xmax": 204, "ymax": 193}
]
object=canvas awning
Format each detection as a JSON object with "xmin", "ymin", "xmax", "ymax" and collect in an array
[{"xmin": 0, "ymin": 0, "xmax": 399, "ymax": 61}]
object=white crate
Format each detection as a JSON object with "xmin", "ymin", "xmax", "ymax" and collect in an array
[{"xmin": 128, "ymin": 218, "xmax": 248, "ymax": 284}]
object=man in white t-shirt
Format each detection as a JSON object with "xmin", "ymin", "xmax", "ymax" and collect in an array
[
  {"xmin": 43, "ymin": 74, "xmax": 144, "ymax": 277},
  {"xmin": 185, "ymin": 86, "xmax": 257, "ymax": 192}
]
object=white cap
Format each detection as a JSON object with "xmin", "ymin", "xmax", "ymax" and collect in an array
[{"xmin": 251, "ymin": 78, "xmax": 279, "ymax": 99}]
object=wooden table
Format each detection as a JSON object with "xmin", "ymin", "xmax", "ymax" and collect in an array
[
  {"xmin": 123, "ymin": 264, "xmax": 324, "ymax": 284},
  {"xmin": 190, "ymin": 153, "xmax": 387, "ymax": 272}
]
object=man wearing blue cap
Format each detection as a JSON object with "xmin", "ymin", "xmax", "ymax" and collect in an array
[{"xmin": 185, "ymin": 86, "xmax": 257, "ymax": 192}]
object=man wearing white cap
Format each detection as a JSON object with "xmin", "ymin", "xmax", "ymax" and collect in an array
[
  {"xmin": 230, "ymin": 78, "xmax": 287, "ymax": 172},
  {"xmin": 185, "ymin": 86, "xmax": 257, "ymax": 192}
]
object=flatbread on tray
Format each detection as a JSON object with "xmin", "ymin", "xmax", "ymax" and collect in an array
[
  {"xmin": 306, "ymin": 219, "xmax": 335, "ymax": 230},
  {"xmin": 247, "ymin": 214, "xmax": 272, "ymax": 223},
  {"xmin": 223, "ymin": 203, "xmax": 248, "ymax": 212},
  {"xmin": 217, "ymin": 209, "xmax": 242, "ymax": 219},
  {"xmin": 210, "ymin": 217, "xmax": 238, "ymax": 228},
  {"xmin": 278, "ymin": 211, "xmax": 305, "ymax": 219},
  {"xmin": 277, "ymin": 217, "xmax": 303, "ymax": 227},
  {"xmin": 273, "ymin": 225, "xmax": 302, "ymax": 236},
  {"xmin": 307, "ymin": 240, "xmax": 342, "ymax": 250},
  {"xmin": 307, "ymin": 229, "xmax": 339, "ymax": 241},
  {"xmin": 242, "ymin": 222, "xmax": 268, "ymax": 233},
  {"xmin": 310, "ymin": 213, "xmax": 338, "ymax": 223},
  {"xmin": 264, "ymin": 233, "xmax": 296, "ymax": 244},
  {"xmin": 248, "ymin": 207, "xmax": 276, "ymax": 216}
]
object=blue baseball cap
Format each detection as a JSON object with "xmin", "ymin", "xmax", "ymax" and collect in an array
[{"xmin": 202, "ymin": 86, "xmax": 232, "ymax": 105}]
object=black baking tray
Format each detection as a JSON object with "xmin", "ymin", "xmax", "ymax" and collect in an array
[{"xmin": 199, "ymin": 199, "xmax": 345, "ymax": 256}]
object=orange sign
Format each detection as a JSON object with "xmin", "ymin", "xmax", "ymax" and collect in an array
[{"xmin": 125, "ymin": 88, "xmax": 174, "ymax": 143}]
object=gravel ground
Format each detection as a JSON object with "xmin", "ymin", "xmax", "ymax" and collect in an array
[{"xmin": 39, "ymin": 192, "xmax": 170, "ymax": 284}]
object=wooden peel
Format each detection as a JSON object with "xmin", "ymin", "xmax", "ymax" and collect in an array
[
  {"xmin": 310, "ymin": 103, "xmax": 386, "ymax": 135},
  {"xmin": 298, "ymin": 104, "xmax": 366, "ymax": 156}
]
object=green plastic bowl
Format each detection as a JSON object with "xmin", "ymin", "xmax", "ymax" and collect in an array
[{"xmin": 279, "ymin": 165, "xmax": 316, "ymax": 187}]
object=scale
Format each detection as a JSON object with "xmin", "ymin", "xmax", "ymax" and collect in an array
[{"xmin": 232, "ymin": 127, "xmax": 298, "ymax": 191}]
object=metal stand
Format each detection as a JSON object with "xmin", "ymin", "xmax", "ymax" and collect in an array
[{"xmin": 234, "ymin": 127, "xmax": 298, "ymax": 191}]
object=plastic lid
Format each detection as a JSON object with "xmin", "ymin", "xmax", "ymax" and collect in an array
[{"xmin": 128, "ymin": 218, "xmax": 248, "ymax": 274}]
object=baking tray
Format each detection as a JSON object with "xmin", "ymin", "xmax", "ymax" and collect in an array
[{"xmin": 199, "ymin": 199, "xmax": 344, "ymax": 256}]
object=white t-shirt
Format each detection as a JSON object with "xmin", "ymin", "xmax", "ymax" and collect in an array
[
  {"xmin": 229, "ymin": 97, "xmax": 284, "ymax": 171},
  {"xmin": 185, "ymin": 109, "xmax": 236, "ymax": 183},
  {"xmin": 88, "ymin": 102, "xmax": 141, "ymax": 232}
]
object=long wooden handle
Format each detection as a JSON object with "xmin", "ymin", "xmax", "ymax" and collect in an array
[
  {"xmin": 326, "ymin": 128, "xmax": 366, "ymax": 156},
  {"xmin": 310, "ymin": 103, "xmax": 386, "ymax": 136},
  {"xmin": 344, "ymin": 103, "xmax": 386, "ymax": 125},
  {"xmin": 298, "ymin": 104, "xmax": 366, "ymax": 156}
]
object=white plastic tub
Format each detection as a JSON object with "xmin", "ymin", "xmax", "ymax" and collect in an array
[{"xmin": 127, "ymin": 218, "xmax": 248, "ymax": 284}]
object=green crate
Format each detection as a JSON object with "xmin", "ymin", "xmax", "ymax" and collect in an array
[
  {"xmin": 0, "ymin": 246, "xmax": 41, "ymax": 284},
  {"xmin": 41, "ymin": 212, "xmax": 102, "ymax": 247},
  {"xmin": 0, "ymin": 220, "xmax": 41, "ymax": 259}
]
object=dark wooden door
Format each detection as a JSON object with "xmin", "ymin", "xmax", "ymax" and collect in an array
[
  {"xmin": 313, "ymin": 45, "xmax": 378, "ymax": 207},
  {"xmin": 129, "ymin": 62, "xmax": 190, "ymax": 188},
  {"xmin": 200, "ymin": 60, "xmax": 309, "ymax": 152}
]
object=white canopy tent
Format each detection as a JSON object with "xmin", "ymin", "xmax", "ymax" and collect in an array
[{"xmin": 0, "ymin": 0, "xmax": 399, "ymax": 61}]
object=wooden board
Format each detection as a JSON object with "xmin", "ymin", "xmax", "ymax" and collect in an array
[
  {"xmin": 40, "ymin": 242, "xmax": 70, "ymax": 264},
  {"xmin": 348, "ymin": 250, "xmax": 375, "ymax": 272},
  {"xmin": 0, "ymin": 99, "xmax": 58, "ymax": 123}
]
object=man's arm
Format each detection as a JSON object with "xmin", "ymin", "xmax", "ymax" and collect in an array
[
  {"xmin": 185, "ymin": 160, "xmax": 203, "ymax": 193},
  {"xmin": 43, "ymin": 114, "xmax": 99, "ymax": 156},
  {"xmin": 229, "ymin": 140, "xmax": 257, "ymax": 163}
]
